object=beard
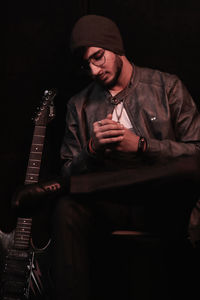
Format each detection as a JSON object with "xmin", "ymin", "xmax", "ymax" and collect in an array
[{"xmin": 94, "ymin": 54, "xmax": 123, "ymax": 89}]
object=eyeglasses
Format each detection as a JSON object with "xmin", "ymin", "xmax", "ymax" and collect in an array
[{"xmin": 81, "ymin": 49, "xmax": 106, "ymax": 71}]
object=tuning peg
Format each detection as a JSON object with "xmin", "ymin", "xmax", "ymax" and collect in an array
[
  {"xmin": 44, "ymin": 88, "xmax": 57, "ymax": 96},
  {"xmin": 44, "ymin": 90, "xmax": 49, "ymax": 96}
]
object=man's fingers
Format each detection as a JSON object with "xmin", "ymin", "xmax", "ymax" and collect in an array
[
  {"xmin": 94, "ymin": 121, "xmax": 124, "ymax": 132},
  {"xmin": 94, "ymin": 119, "xmax": 116, "ymax": 127},
  {"xmin": 97, "ymin": 129, "xmax": 125, "ymax": 139},
  {"xmin": 106, "ymin": 113, "xmax": 112, "ymax": 119},
  {"xmin": 93, "ymin": 117, "xmax": 125, "ymax": 149},
  {"xmin": 99, "ymin": 135, "xmax": 124, "ymax": 145},
  {"xmin": 98, "ymin": 124, "xmax": 124, "ymax": 134}
]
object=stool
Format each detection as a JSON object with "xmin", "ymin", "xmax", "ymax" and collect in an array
[
  {"xmin": 108, "ymin": 230, "xmax": 196, "ymax": 300},
  {"xmin": 109, "ymin": 230, "xmax": 165, "ymax": 300}
]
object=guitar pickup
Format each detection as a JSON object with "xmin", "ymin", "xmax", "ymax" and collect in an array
[{"xmin": 6, "ymin": 249, "xmax": 31, "ymax": 260}]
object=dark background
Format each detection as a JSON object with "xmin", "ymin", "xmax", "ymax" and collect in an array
[{"xmin": 2, "ymin": 0, "xmax": 200, "ymax": 231}]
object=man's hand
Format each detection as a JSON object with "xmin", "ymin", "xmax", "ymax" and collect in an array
[
  {"xmin": 115, "ymin": 127, "xmax": 140, "ymax": 152},
  {"xmin": 92, "ymin": 114, "xmax": 125, "ymax": 151},
  {"xmin": 12, "ymin": 177, "xmax": 68, "ymax": 212},
  {"xmin": 91, "ymin": 114, "xmax": 140, "ymax": 153}
]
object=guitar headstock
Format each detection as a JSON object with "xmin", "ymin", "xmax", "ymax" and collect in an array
[{"xmin": 34, "ymin": 89, "xmax": 57, "ymax": 126}]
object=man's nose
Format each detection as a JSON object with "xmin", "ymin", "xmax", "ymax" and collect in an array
[{"xmin": 89, "ymin": 63, "xmax": 101, "ymax": 76}]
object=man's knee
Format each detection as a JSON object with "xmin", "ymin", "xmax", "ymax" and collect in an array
[{"xmin": 53, "ymin": 195, "xmax": 93, "ymax": 231}]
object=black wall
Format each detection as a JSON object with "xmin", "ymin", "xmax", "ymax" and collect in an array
[{"xmin": 2, "ymin": 0, "xmax": 200, "ymax": 230}]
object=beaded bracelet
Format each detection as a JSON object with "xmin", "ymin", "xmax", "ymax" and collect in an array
[
  {"xmin": 88, "ymin": 138, "xmax": 96, "ymax": 154},
  {"xmin": 137, "ymin": 136, "xmax": 147, "ymax": 153}
]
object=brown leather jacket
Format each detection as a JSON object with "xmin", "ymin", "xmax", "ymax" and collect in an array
[{"xmin": 61, "ymin": 65, "xmax": 200, "ymax": 176}]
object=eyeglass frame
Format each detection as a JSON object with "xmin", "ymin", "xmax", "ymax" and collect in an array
[{"xmin": 81, "ymin": 49, "xmax": 106, "ymax": 71}]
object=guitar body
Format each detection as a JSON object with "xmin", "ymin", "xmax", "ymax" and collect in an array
[
  {"xmin": 0, "ymin": 229, "xmax": 53, "ymax": 300},
  {"xmin": 0, "ymin": 89, "xmax": 57, "ymax": 300}
]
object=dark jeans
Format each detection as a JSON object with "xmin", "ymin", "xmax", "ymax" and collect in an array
[{"xmin": 51, "ymin": 177, "xmax": 198, "ymax": 300}]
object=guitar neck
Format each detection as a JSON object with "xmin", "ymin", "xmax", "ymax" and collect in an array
[
  {"xmin": 14, "ymin": 218, "xmax": 33, "ymax": 250},
  {"xmin": 25, "ymin": 125, "xmax": 46, "ymax": 185},
  {"xmin": 12, "ymin": 90, "xmax": 56, "ymax": 251},
  {"xmin": 13, "ymin": 125, "xmax": 46, "ymax": 249}
]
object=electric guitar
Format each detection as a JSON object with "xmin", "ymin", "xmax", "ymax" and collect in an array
[{"xmin": 0, "ymin": 89, "xmax": 57, "ymax": 300}]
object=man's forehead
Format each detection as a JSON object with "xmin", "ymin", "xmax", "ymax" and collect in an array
[{"xmin": 83, "ymin": 46, "xmax": 102, "ymax": 60}]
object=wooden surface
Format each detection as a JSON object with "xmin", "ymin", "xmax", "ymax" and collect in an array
[{"xmin": 70, "ymin": 156, "xmax": 200, "ymax": 194}]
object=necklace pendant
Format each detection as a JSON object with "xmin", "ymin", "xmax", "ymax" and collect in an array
[
  {"xmin": 110, "ymin": 97, "xmax": 122, "ymax": 105},
  {"xmin": 113, "ymin": 98, "xmax": 119, "ymax": 105},
  {"xmin": 114, "ymin": 102, "xmax": 124, "ymax": 123}
]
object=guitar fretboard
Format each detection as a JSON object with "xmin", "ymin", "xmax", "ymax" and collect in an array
[
  {"xmin": 25, "ymin": 125, "xmax": 46, "ymax": 185},
  {"xmin": 14, "ymin": 218, "xmax": 33, "ymax": 250},
  {"xmin": 13, "ymin": 125, "xmax": 47, "ymax": 250},
  {"xmin": 2, "ymin": 90, "xmax": 56, "ymax": 300}
]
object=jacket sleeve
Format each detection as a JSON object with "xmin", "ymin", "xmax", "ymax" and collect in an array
[
  {"xmin": 60, "ymin": 100, "xmax": 101, "ymax": 177},
  {"xmin": 146, "ymin": 76, "xmax": 200, "ymax": 158}
]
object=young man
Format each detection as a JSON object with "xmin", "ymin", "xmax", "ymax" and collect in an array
[
  {"xmin": 11, "ymin": 14, "xmax": 200, "ymax": 300},
  {"xmin": 50, "ymin": 14, "xmax": 200, "ymax": 300},
  {"xmin": 61, "ymin": 15, "xmax": 200, "ymax": 178}
]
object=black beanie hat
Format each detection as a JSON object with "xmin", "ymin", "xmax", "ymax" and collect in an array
[{"xmin": 70, "ymin": 15, "xmax": 125, "ymax": 56}]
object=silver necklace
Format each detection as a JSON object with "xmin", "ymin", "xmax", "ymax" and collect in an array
[{"xmin": 114, "ymin": 102, "xmax": 124, "ymax": 123}]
